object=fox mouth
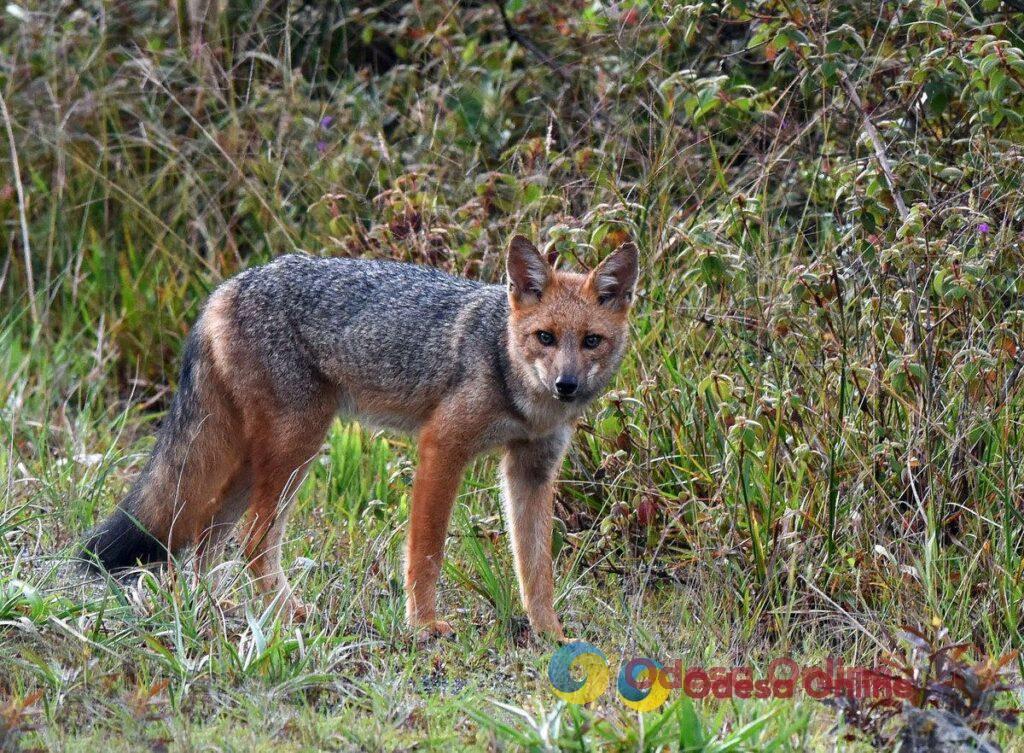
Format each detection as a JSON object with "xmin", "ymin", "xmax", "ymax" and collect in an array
[{"xmin": 553, "ymin": 392, "xmax": 579, "ymax": 404}]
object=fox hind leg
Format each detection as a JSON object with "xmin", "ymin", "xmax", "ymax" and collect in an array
[
  {"xmin": 194, "ymin": 465, "xmax": 252, "ymax": 575},
  {"xmin": 239, "ymin": 412, "xmax": 333, "ymax": 621}
]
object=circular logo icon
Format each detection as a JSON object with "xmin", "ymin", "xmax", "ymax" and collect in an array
[
  {"xmin": 547, "ymin": 641, "xmax": 610, "ymax": 704},
  {"xmin": 617, "ymin": 657, "xmax": 671, "ymax": 712}
]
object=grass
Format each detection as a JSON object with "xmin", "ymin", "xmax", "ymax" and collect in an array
[{"xmin": 3, "ymin": 0, "xmax": 1024, "ymax": 750}]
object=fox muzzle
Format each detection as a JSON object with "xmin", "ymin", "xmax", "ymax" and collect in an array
[{"xmin": 554, "ymin": 375, "xmax": 579, "ymax": 399}]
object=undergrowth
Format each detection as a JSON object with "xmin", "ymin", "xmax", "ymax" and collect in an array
[{"xmin": 3, "ymin": 0, "xmax": 1024, "ymax": 750}]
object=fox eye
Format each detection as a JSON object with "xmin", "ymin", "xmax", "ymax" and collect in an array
[
  {"xmin": 582, "ymin": 333, "xmax": 603, "ymax": 349},
  {"xmin": 536, "ymin": 330, "xmax": 556, "ymax": 346}
]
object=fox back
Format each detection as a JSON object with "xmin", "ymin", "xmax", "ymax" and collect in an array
[
  {"xmin": 226, "ymin": 246, "xmax": 635, "ymax": 436},
  {"xmin": 230, "ymin": 254, "xmax": 511, "ymax": 431}
]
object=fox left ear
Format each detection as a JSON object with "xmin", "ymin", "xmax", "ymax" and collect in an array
[{"xmin": 586, "ymin": 241, "xmax": 639, "ymax": 309}]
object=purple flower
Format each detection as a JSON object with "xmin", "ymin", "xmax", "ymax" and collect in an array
[
  {"xmin": 316, "ymin": 140, "xmax": 328, "ymax": 154},
  {"xmin": 319, "ymin": 115, "xmax": 334, "ymax": 129},
  {"xmin": 978, "ymin": 222, "xmax": 990, "ymax": 234}
]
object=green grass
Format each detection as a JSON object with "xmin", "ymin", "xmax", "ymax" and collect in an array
[{"xmin": 4, "ymin": 0, "xmax": 1024, "ymax": 750}]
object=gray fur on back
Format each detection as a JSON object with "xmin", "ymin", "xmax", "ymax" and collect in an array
[{"xmin": 229, "ymin": 254, "xmax": 513, "ymax": 426}]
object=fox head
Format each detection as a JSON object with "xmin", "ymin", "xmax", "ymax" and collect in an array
[{"xmin": 505, "ymin": 235, "xmax": 638, "ymax": 407}]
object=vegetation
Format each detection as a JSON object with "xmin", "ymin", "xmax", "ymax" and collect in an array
[{"xmin": 3, "ymin": 0, "xmax": 1024, "ymax": 749}]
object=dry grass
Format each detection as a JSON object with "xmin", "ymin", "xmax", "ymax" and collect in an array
[{"xmin": 2, "ymin": 1, "xmax": 1024, "ymax": 750}]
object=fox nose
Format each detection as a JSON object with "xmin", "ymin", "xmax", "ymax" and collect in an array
[{"xmin": 555, "ymin": 376, "xmax": 579, "ymax": 398}]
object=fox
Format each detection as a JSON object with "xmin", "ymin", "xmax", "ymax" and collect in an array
[{"xmin": 80, "ymin": 234, "xmax": 638, "ymax": 639}]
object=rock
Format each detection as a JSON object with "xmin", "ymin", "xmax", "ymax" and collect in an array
[{"xmin": 897, "ymin": 708, "xmax": 1001, "ymax": 753}]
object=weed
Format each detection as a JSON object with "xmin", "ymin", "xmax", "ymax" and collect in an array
[{"xmin": 3, "ymin": 0, "xmax": 1024, "ymax": 750}]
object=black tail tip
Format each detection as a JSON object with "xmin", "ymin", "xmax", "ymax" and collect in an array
[{"xmin": 78, "ymin": 508, "xmax": 167, "ymax": 572}]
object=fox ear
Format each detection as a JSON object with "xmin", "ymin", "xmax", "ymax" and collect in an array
[
  {"xmin": 506, "ymin": 235, "xmax": 551, "ymax": 306},
  {"xmin": 587, "ymin": 241, "xmax": 638, "ymax": 309}
]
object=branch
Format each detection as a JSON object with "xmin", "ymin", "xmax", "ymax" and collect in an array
[
  {"xmin": 995, "ymin": 356, "xmax": 1024, "ymax": 413},
  {"xmin": 491, "ymin": 1, "xmax": 567, "ymax": 79},
  {"xmin": 838, "ymin": 70, "xmax": 908, "ymax": 222}
]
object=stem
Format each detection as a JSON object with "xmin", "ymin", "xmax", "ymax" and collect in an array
[{"xmin": 0, "ymin": 88, "xmax": 37, "ymax": 325}]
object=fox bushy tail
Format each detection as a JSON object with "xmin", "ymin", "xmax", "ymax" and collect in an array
[{"xmin": 80, "ymin": 331, "xmax": 207, "ymax": 570}]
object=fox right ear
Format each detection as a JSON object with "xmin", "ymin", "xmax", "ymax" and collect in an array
[{"xmin": 506, "ymin": 235, "xmax": 551, "ymax": 307}]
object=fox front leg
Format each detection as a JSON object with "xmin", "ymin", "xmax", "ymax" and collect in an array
[
  {"xmin": 501, "ymin": 429, "xmax": 571, "ymax": 641},
  {"xmin": 404, "ymin": 422, "xmax": 471, "ymax": 636}
]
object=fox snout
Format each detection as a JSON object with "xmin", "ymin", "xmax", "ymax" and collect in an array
[
  {"xmin": 552, "ymin": 348, "xmax": 582, "ymax": 400},
  {"xmin": 554, "ymin": 374, "xmax": 579, "ymax": 400}
]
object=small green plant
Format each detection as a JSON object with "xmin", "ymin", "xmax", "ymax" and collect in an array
[
  {"xmin": 467, "ymin": 696, "xmax": 809, "ymax": 752},
  {"xmin": 444, "ymin": 507, "xmax": 520, "ymax": 639},
  {"xmin": 829, "ymin": 623, "xmax": 1020, "ymax": 748}
]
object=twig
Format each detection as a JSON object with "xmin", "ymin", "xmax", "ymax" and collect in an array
[
  {"xmin": 995, "ymin": 355, "xmax": 1024, "ymax": 413},
  {"xmin": 838, "ymin": 70, "xmax": 908, "ymax": 221},
  {"xmin": 0, "ymin": 88, "xmax": 38, "ymax": 324},
  {"xmin": 491, "ymin": 0, "xmax": 567, "ymax": 79}
]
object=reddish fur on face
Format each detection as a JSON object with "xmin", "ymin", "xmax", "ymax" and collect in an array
[
  {"xmin": 511, "ymin": 274, "xmax": 628, "ymax": 384},
  {"xmin": 506, "ymin": 237, "xmax": 636, "ymax": 400}
]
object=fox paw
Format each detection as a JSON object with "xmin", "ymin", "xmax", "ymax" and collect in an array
[
  {"xmin": 284, "ymin": 599, "xmax": 312, "ymax": 624},
  {"xmin": 542, "ymin": 626, "xmax": 569, "ymax": 644},
  {"xmin": 529, "ymin": 616, "xmax": 567, "ymax": 643},
  {"xmin": 414, "ymin": 619, "xmax": 455, "ymax": 642}
]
